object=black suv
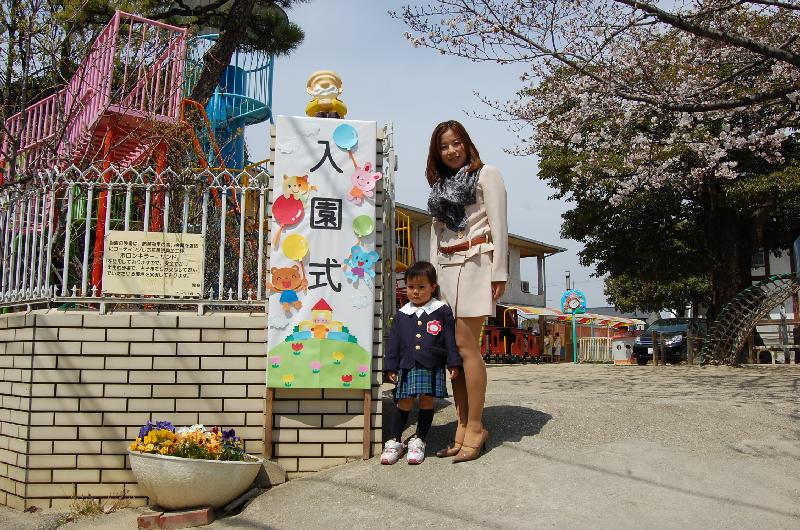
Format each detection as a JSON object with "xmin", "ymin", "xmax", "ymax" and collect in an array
[{"xmin": 632, "ymin": 318, "xmax": 707, "ymax": 365}]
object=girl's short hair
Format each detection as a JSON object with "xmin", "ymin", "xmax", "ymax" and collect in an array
[
  {"xmin": 405, "ymin": 261, "xmax": 440, "ymax": 299},
  {"xmin": 425, "ymin": 120, "xmax": 484, "ymax": 187}
]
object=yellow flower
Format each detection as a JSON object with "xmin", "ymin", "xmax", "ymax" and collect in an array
[
  {"xmin": 281, "ymin": 374, "xmax": 295, "ymax": 383},
  {"xmin": 159, "ymin": 447, "xmax": 170, "ymax": 455},
  {"xmin": 145, "ymin": 443, "xmax": 155, "ymax": 452},
  {"xmin": 332, "ymin": 351, "xmax": 344, "ymax": 362}
]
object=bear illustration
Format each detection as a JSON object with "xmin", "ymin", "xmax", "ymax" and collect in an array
[{"xmin": 267, "ymin": 265, "xmax": 308, "ymax": 312}]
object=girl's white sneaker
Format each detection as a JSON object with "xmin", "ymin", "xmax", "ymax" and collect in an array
[
  {"xmin": 406, "ymin": 436, "xmax": 426, "ymax": 464},
  {"xmin": 380, "ymin": 440, "xmax": 405, "ymax": 465}
]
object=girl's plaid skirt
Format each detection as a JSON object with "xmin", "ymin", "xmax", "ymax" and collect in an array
[{"xmin": 394, "ymin": 366, "xmax": 448, "ymax": 400}]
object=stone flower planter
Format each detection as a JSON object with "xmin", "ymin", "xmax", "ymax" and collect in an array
[{"xmin": 128, "ymin": 449, "xmax": 263, "ymax": 510}]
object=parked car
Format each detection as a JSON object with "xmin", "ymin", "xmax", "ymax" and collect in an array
[{"xmin": 632, "ymin": 318, "xmax": 707, "ymax": 365}]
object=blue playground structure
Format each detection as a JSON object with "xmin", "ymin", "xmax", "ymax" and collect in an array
[{"xmin": 184, "ymin": 35, "xmax": 274, "ymax": 169}]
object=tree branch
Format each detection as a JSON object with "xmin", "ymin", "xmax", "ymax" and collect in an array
[
  {"xmin": 615, "ymin": 0, "xmax": 800, "ymax": 68},
  {"xmin": 744, "ymin": 0, "xmax": 800, "ymax": 11},
  {"xmin": 149, "ymin": 0, "xmax": 231, "ymax": 22},
  {"xmin": 188, "ymin": 0, "xmax": 258, "ymax": 105}
]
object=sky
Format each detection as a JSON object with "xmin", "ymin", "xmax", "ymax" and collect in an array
[{"xmin": 245, "ymin": 0, "xmax": 608, "ymax": 307}]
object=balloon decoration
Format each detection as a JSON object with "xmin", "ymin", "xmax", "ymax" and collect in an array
[
  {"xmin": 334, "ymin": 123, "xmax": 360, "ymax": 168},
  {"xmin": 352, "ymin": 215, "xmax": 374, "ymax": 239},
  {"xmin": 282, "ymin": 234, "xmax": 309, "ymax": 261},
  {"xmin": 333, "ymin": 124, "xmax": 358, "ymax": 151},
  {"xmin": 271, "ymin": 195, "xmax": 304, "ymax": 248}
]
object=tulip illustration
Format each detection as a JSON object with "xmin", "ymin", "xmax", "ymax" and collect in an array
[
  {"xmin": 341, "ymin": 374, "xmax": 353, "ymax": 387},
  {"xmin": 291, "ymin": 343, "xmax": 304, "ymax": 355},
  {"xmin": 281, "ymin": 374, "xmax": 295, "ymax": 387},
  {"xmin": 270, "ymin": 356, "xmax": 281, "ymax": 368},
  {"xmin": 332, "ymin": 351, "xmax": 344, "ymax": 365},
  {"xmin": 310, "ymin": 361, "xmax": 322, "ymax": 374},
  {"xmin": 357, "ymin": 364, "xmax": 369, "ymax": 377}
]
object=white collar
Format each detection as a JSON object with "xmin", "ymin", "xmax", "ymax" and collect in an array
[{"xmin": 399, "ymin": 298, "xmax": 446, "ymax": 316}]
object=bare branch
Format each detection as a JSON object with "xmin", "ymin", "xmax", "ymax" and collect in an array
[{"xmin": 615, "ymin": 0, "xmax": 800, "ymax": 68}]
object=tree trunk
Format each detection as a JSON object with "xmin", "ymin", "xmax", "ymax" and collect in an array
[
  {"xmin": 702, "ymin": 180, "xmax": 752, "ymax": 322},
  {"xmin": 188, "ymin": 0, "xmax": 257, "ymax": 105},
  {"xmin": 1, "ymin": 0, "xmax": 19, "ymax": 119}
]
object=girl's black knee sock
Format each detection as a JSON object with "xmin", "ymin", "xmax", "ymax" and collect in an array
[
  {"xmin": 416, "ymin": 408, "xmax": 434, "ymax": 440},
  {"xmin": 391, "ymin": 408, "xmax": 410, "ymax": 442}
]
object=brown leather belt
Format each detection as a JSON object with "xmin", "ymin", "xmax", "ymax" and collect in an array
[{"xmin": 439, "ymin": 234, "xmax": 491, "ymax": 255}]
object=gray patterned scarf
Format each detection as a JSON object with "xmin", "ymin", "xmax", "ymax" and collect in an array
[{"xmin": 427, "ymin": 165, "xmax": 480, "ymax": 233}]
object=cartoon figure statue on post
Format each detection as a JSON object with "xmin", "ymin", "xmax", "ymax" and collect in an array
[{"xmin": 306, "ymin": 70, "xmax": 348, "ymax": 119}]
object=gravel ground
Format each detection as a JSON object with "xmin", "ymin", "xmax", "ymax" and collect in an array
[{"xmin": 2, "ymin": 363, "xmax": 799, "ymax": 529}]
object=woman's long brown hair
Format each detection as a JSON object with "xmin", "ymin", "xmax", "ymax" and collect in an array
[{"xmin": 425, "ymin": 120, "xmax": 483, "ymax": 187}]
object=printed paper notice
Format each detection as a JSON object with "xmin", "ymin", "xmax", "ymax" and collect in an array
[{"xmin": 103, "ymin": 231, "xmax": 204, "ymax": 297}]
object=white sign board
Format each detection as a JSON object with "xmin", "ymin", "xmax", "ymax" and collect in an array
[
  {"xmin": 266, "ymin": 116, "xmax": 379, "ymax": 389},
  {"xmin": 103, "ymin": 231, "xmax": 204, "ymax": 297}
]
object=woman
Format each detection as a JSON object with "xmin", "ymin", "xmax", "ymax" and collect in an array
[{"xmin": 426, "ymin": 120, "xmax": 508, "ymax": 463}]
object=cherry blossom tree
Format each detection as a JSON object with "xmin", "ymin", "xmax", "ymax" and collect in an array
[{"xmin": 395, "ymin": 1, "xmax": 800, "ymax": 317}]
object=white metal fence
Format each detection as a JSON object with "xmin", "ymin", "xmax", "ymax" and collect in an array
[
  {"xmin": 0, "ymin": 165, "xmax": 270, "ymax": 312},
  {"xmin": 0, "ymin": 124, "xmax": 396, "ymax": 314},
  {"xmin": 578, "ymin": 337, "xmax": 613, "ymax": 362}
]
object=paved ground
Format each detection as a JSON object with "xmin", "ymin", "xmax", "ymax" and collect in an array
[{"xmin": 3, "ymin": 363, "xmax": 800, "ymax": 529}]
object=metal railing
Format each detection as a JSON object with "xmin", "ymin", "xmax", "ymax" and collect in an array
[
  {"xmin": 2, "ymin": 11, "xmax": 187, "ymax": 173},
  {"xmin": 0, "ymin": 165, "xmax": 269, "ymax": 312}
]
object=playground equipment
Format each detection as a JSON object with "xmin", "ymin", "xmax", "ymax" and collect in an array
[
  {"xmin": 184, "ymin": 35, "xmax": 274, "ymax": 169},
  {"xmin": 395, "ymin": 210, "xmax": 413, "ymax": 272},
  {"xmin": 0, "ymin": 12, "xmax": 187, "ymax": 176},
  {"xmin": 393, "ymin": 209, "xmax": 413, "ymax": 308},
  {"xmin": 0, "ymin": 10, "xmax": 277, "ymax": 298},
  {"xmin": 1, "ymin": 11, "xmax": 274, "ymax": 174},
  {"xmin": 700, "ymin": 273, "xmax": 800, "ymax": 365}
]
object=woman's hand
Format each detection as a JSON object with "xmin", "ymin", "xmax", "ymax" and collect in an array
[
  {"xmin": 491, "ymin": 281, "xmax": 506, "ymax": 301},
  {"xmin": 386, "ymin": 371, "xmax": 397, "ymax": 383},
  {"xmin": 448, "ymin": 367, "xmax": 460, "ymax": 380}
]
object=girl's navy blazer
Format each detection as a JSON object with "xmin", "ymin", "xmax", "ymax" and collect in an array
[{"xmin": 384, "ymin": 299, "xmax": 462, "ymax": 371}]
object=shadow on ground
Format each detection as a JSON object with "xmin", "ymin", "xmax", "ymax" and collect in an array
[{"xmin": 382, "ymin": 394, "xmax": 551, "ymax": 454}]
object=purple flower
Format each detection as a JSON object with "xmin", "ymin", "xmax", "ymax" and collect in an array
[
  {"xmin": 138, "ymin": 420, "xmax": 175, "ymax": 439},
  {"xmin": 138, "ymin": 420, "xmax": 154, "ymax": 439},
  {"xmin": 222, "ymin": 428, "xmax": 238, "ymax": 441},
  {"xmin": 156, "ymin": 420, "xmax": 175, "ymax": 432}
]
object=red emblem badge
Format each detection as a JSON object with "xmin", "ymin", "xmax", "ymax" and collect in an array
[{"xmin": 426, "ymin": 320, "xmax": 442, "ymax": 335}]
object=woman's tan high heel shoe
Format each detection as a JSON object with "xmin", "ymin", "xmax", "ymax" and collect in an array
[
  {"xmin": 436, "ymin": 428, "xmax": 466, "ymax": 458},
  {"xmin": 436, "ymin": 441, "xmax": 463, "ymax": 458},
  {"xmin": 452, "ymin": 429, "xmax": 489, "ymax": 463}
]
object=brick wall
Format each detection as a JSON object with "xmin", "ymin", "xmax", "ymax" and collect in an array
[
  {"xmin": 0, "ymin": 309, "xmax": 267, "ymax": 509},
  {"xmin": 0, "ymin": 125, "xmax": 389, "ymax": 509},
  {"xmin": 0, "ymin": 304, "xmax": 384, "ymax": 508}
]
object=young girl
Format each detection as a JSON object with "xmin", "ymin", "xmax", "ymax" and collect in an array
[{"xmin": 382, "ymin": 261, "xmax": 461, "ymax": 465}]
